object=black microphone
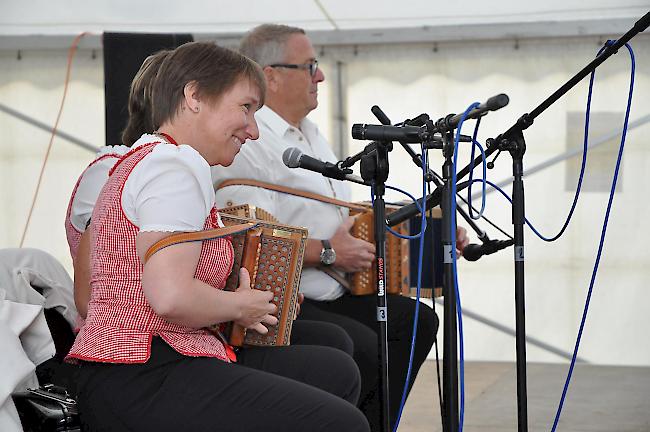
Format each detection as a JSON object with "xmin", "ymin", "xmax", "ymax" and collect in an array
[
  {"xmin": 282, "ymin": 147, "xmax": 368, "ymax": 185},
  {"xmin": 463, "ymin": 239, "xmax": 514, "ymax": 262},
  {"xmin": 351, "ymin": 124, "xmax": 430, "ymax": 143}
]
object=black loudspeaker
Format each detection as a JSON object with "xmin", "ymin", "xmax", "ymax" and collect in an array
[{"xmin": 103, "ymin": 32, "xmax": 193, "ymax": 146}]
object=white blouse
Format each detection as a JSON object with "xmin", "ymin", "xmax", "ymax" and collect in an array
[
  {"xmin": 122, "ymin": 135, "xmax": 216, "ymax": 232},
  {"xmin": 69, "ymin": 145, "xmax": 131, "ymax": 232}
]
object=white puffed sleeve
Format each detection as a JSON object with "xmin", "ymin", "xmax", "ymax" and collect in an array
[
  {"xmin": 122, "ymin": 143, "xmax": 215, "ymax": 232},
  {"xmin": 69, "ymin": 145, "xmax": 131, "ymax": 232}
]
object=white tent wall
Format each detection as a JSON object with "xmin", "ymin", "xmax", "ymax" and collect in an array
[
  {"xmin": 333, "ymin": 36, "xmax": 650, "ymax": 366},
  {"xmin": 0, "ymin": 48, "xmax": 103, "ymax": 269},
  {"xmin": 1, "ymin": 6, "xmax": 649, "ymax": 365}
]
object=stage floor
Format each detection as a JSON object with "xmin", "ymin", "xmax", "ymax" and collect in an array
[{"xmin": 398, "ymin": 361, "xmax": 650, "ymax": 432}]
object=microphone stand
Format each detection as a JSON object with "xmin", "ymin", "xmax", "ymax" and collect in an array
[
  {"xmin": 373, "ymin": 105, "xmax": 503, "ymax": 432},
  {"xmin": 359, "ymin": 139, "xmax": 392, "ymax": 432},
  {"xmin": 439, "ymin": 128, "xmax": 460, "ymax": 432},
  {"xmin": 384, "ymin": 12, "xmax": 650, "ymax": 432}
]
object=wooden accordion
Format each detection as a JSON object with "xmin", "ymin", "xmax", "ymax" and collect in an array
[
  {"xmin": 348, "ymin": 205, "xmax": 443, "ymax": 298},
  {"xmin": 213, "ymin": 178, "xmax": 443, "ymax": 299},
  {"xmin": 348, "ymin": 204, "xmax": 411, "ymax": 296},
  {"xmin": 218, "ymin": 206, "xmax": 308, "ymax": 347}
]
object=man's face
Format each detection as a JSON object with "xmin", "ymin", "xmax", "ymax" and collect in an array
[{"xmin": 274, "ymin": 34, "xmax": 325, "ymax": 118}]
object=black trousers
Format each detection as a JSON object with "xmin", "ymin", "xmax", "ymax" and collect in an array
[
  {"xmin": 291, "ymin": 319, "xmax": 354, "ymax": 355},
  {"xmin": 298, "ymin": 294, "xmax": 438, "ymax": 431},
  {"xmin": 76, "ymin": 337, "xmax": 370, "ymax": 432}
]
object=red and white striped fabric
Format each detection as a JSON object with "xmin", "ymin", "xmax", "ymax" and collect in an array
[{"xmin": 66, "ymin": 141, "xmax": 235, "ymax": 364}]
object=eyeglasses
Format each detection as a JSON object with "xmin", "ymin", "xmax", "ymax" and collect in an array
[{"xmin": 268, "ymin": 60, "xmax": 319, "ymax": 77}]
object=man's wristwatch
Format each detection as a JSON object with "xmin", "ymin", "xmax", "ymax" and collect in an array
[{"xmin": 319, "ymin": 239, "xmax": 336, "ymax": 266}]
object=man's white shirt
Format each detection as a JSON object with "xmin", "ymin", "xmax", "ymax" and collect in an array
[{"xmin": 212, "ymin": 106, "xmax": 350, "ymax": 301}]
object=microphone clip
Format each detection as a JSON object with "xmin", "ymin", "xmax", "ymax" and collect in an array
[{"xmin": 323, "ymin": 162, "xmax": 353, "ymax": 181}]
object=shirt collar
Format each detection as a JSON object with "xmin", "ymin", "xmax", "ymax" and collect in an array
[
  {"xmin": 131, "ymin": 133, "xmax": 160, "ymax": 150},
  {"xmin": 256, "ymin": 106, "xmax": 319, "ymax": 138}
]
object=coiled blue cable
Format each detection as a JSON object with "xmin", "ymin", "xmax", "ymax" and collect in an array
[{"xmin": 458, "ymin": 40, "xmax": 635, "ymax": 432}]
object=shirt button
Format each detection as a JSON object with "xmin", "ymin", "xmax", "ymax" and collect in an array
[{"xmin": 298, "ymin": 137, "xmax": 303, "ymax": 141}]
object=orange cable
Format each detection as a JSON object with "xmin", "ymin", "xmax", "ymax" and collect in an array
[{"xmin": 19, "ymin": 32, "xmax": 89, "ymax": 247}]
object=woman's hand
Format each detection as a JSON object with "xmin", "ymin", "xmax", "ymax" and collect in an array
[
  {"xmin": 294, "ymin": 293, "xmax": 305, "ymax": 319},
  {"xmin": 234, "ymin": 268, "xmax": 278, "ymax": 334}
]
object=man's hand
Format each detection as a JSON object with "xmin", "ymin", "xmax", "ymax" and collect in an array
[
  {"xmin": 330, "ymin": 216, "xmax": 375, "ymax": 273},
  {"xmin": 456, "ymin": 225, "xmax": 470, "ymax": 256}
]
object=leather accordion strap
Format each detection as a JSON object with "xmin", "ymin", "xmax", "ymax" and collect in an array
[
  {"xmin": 318, "ymin": 265, "xmax": 351, "ymax": 291},
  {"xmin": 217, "ymin": 178, "xmax": 369, "ymax": 212},
  {"xmin": 144, "ymin": 223, "xmax": 256, "ymax": 264}
]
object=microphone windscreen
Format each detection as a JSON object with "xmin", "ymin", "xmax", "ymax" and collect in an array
[
  {"xmin": 282, "ymin": 147, "xmax": 302, "ymax": 168},
  {"xmin": 485, "ymin": 93, "xmax": 509, "ymax": 111},
  {"xmin": 462, "ymin": 244, "xmax": 483, "ymax": 262},
  {"xmin": 351, "ymin": 124, "xmax": 365, "ymax": 140}
]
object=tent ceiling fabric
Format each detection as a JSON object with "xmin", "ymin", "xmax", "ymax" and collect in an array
[{"xmin": 0, "ymin": 0, "xmax": 647, "ymax": 48}]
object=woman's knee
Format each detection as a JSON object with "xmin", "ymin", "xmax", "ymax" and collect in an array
[
  {"xmin": 328, "ymin": 401, "xmax": 371, "ymax": 432},
  {"xmin": 416, "ymin": 303, "xmax": 438, "ymax": 349},
  {"xmin": 316, "ymin": 347, "xmax": 363, "ymax": 404},
  {"xmin": 275, "ymin": 344, "xmax": 362, "ymax": 404},
  {"xmin": 292, "ymin": 320, "xmax": 354, "ymax": 356},
  {"xmin": 321, "ymin": 322, "xmax": 355, "ymax": 355}
]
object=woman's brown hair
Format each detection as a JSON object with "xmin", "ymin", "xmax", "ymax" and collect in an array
[
  {"xmin": 151, "ymin": 42, "xmax": 265, "ymax": 129},
  {"xmin": 121, "ymin": 50, "xmax": 171, "ymax": 147}
]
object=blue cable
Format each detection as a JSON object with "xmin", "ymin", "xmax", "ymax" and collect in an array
[
  {"xmin": 369, "ymin": 185, "xmax": 427, "ymax": 240},
  {"xmin": 390, "ymin": 146, "xmax": 429, "ymax": 432},
  {"xmin": 385, "ymin": 185, "xmax": 427, "ymax": 240},
  {"xmin": 467, "ymin": 118, "xmax": 488, "ymax": 219},
  {"xmin": 465, "ymin": 139, "xmax": 488, "ymax": 220},
  {"xmin": 457, "ymin": 41, "xmax": 635, "ymax": 432},
  {"xmin": 452, "ymin": 102, "xmax": 482, "ymax": 431},
  {"xmin": 550, "ymin": 40, "xmax": 635, "ymax": 432}
]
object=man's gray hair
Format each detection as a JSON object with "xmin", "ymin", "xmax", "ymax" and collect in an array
[{"xmin": 239, "ymin": 24, "xmax": 306, "ymax": 67}]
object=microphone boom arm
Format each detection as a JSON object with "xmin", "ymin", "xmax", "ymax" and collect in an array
[{"xmin": 387, "ymin": 11, "xmax": 650, "ymax": 227}]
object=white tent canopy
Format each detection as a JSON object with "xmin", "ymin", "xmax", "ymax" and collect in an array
[{"xmin": 1, "ymin": 0, "xmax": 648, "ymax": 49}]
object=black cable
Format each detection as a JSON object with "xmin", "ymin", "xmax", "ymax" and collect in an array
[
  {"xmin": 429, "ymin": 169, "xmax": 513, "ymax": 240},
  {"xmin": 456, "ymin": 193, "xmax": 513, "ymax": 240}
]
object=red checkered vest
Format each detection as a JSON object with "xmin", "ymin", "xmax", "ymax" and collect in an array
[
  {"xmin": 67, "ymin": 141, "xmax": 234, "ymax": 363},
  {"xmin": 64, "ymin": 153, "xmax": 122, "ymax": 261}
]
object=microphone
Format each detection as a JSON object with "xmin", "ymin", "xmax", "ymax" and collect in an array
[
  {"xmin": 282, "ymin": 147, "xmax": 368, "ymax": 185},
  {"xmin": 463, "ymin": 239, "xmax": 514, "ymax": 262},
  {"xmin": 351, "ymin": 124, "xmax": 431, "ymax": 143}
]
